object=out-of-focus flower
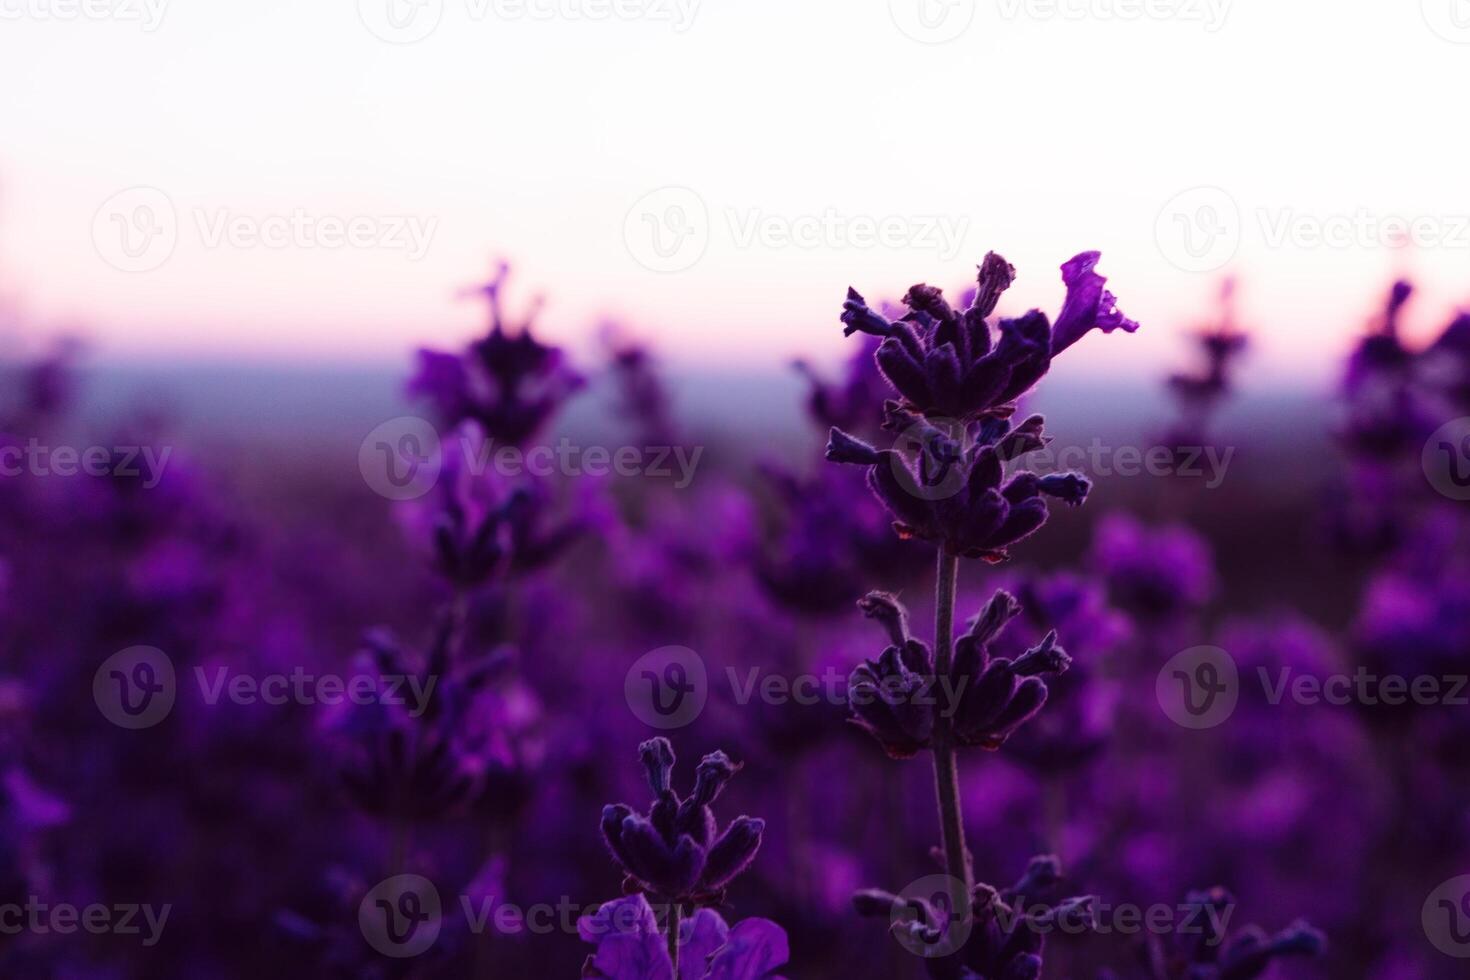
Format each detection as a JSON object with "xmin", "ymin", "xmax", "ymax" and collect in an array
[
  {"xmin": 409, "ymin": 262, "xmax": 584, "ymax": 446},
  {"xmin": 600, "ymin": 739, "xmax": 766, "ymax": 907},
  {"xmin": 793, "ymin": 334, "xmax": 887, "ymax": 437},
  {"xmin": 423, "ymin": 446, "xmax": 589, "ymax": 588},
  {"xmin": 600, "ymin": 325, "xmax": 680, "ymax": 447},
  {"xmin": 578, "ymin": 893, "xmax": 789, "ymax": 980},
  {"xmin": 1091, "ymin": 513, "xmax": 1215, "ymax": 625},
  {"xmin": 846, "ymin": 590, "xmax": 1072, "ymax": 758},
  {"xmin": 855, "ymin": 854, "xmax": 1094, "ymax": 980},
  {"xmin": 1101, "ymin": 887, "xmax": 1324, "ymax": 980},
  {"xmin": 995, "ymin": 573, "xmax": 1128, "ymax": 773}
]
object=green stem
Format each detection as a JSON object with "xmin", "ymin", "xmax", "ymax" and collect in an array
[{"xmin": 930, "ymin": 550, "xmax": 972, "ymax": 894}]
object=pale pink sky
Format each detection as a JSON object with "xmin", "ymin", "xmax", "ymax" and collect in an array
[{"xmin": 2, "ymin": 0, "xmax": 1469, "ymax": 381}]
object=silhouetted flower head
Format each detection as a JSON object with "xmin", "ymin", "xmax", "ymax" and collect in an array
[
  {"xmin": 827, "ymin": 406, "xmax": 1088, "ymax": 561},
  {"xmin": 1101, "ymin": 887, "xmax": 1324, "ymax": 980},
  {"xmin": 409, "ymin": 262, "xmax": 584, "ymax": 446},
  {"xmin": 579, "ymin": 893, "xmax": 789, "ymax": 980},
  {"xmin": 838, "ymin": 251, "xmax": 1136, "ymax": 421},
  {"xmin": 826, "ymin": 251, "xmax": 1134, "ymax": 560},
  {"xmin": 1162, "ymin": 278, "xmax": 1248, "ymax": 455},
  {"xmin": 846, "ymin": 590, "xmax": 1071, "ymax": 758},
  {"xmin": 855, "ymin": 854, "xmax": 1095, "ymax": 980},
  {"xmin": 601, "ymin": 738, "xmax": 766, "ymax": 907}
]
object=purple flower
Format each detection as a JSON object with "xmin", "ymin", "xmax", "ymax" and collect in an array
[
  {"xmin": 1102, "ymin": 888, "xmax": 1324, "ymax": 980},
  {"xmin": 579, "ymin": 895, "xmax": 789, "ymax": 980},
  {"xmin": 409, "ymin": 262, "xmax": 584, "ymax": 446},
  {"xmin": 1091, "ymin": 513, "xmax": 1215, "ymax": 624},
  {"xmin": 422, "ymin": 447, "xmax": 588, "ymax": 587},
  {"xmin": 846, "ymin": 590, "xmax": 1071, "ymax": 758},
  {"xmin": 827, "ymin": 406, "xmax": 1088, "ymax": 562},
  {"xmin": 601, "ymin": 739, "xmax": 766, "ymax": 906},
  {"xmin": 855, "ymin": 855, "xmax": 1095, "ymax": 980},
  {"xmin": 838, "ymin": 251, "xmax": 1136, "ymax": 422}
]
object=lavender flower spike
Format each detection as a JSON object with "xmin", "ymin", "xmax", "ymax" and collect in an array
[
  {"xmin": 601, "ymin": 738, "xmax": 766, "ymax": 907},
  {"xmin": 837, "ymin": 250, "xmax": 1136, "ymax": 421},
  {"xmin": 847, "ymin": 591, "xmax": 1072, "ymax": 758}
]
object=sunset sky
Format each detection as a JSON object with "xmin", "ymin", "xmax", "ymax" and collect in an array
[{"xmin": 3, "ymin": 0, "xmax": 1469, "ymax": 381}]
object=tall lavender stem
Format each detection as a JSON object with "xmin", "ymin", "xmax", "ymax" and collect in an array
[
  {"xmin": 929, "ymin": 550, "xmax": 971, "ymax": 894},
  {"xmin": 667, "ymin": 903, "xmax": 681, "ymax": 976}
]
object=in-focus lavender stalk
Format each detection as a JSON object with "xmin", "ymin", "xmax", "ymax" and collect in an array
[
  {"xmin": 825, "ymin": 250, "xmax": 1138, "ymax": 962},
  {"xmin": 598, "ymin": 738, "xmax": 766, "ymax": 973}
]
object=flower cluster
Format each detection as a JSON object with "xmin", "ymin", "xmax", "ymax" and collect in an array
[
  {"xmin": 410, "ymin": 262, "xmax": 585, "ymax": 447},
  {"xmin": 600, "ymin": 738, "xmax": 766, "ymax": 908},
  {"xmin": 846, "ymin": 590, "xmax": 1072, "ymax": 758}
]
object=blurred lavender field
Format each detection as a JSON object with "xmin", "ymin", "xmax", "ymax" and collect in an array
[{"xmin": 2, "ymin": 252, "xmax": 1468, "ymax": 980}]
